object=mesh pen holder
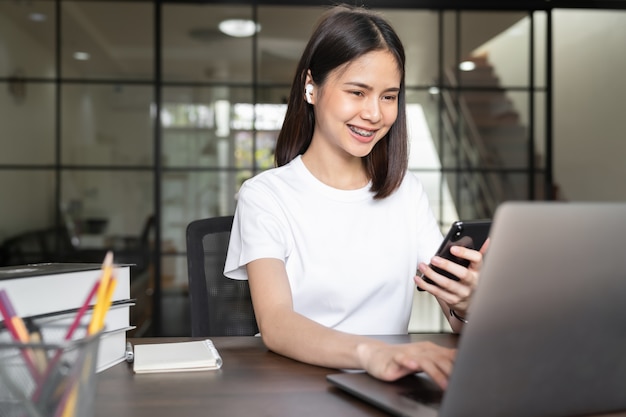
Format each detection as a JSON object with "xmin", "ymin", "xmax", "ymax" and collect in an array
[{"xmin": 0, "ymin": 320, "xmax": 102, "ymax": 417}]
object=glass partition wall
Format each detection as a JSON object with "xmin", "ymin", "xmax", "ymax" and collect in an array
[{"xmin": 0, "ymin": 1, "xmax": 553, "ymax": 335}]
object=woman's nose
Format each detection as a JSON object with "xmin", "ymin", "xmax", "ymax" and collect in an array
[{"xmin": 361, "ymin": 98, "xmax": 381, "ymax": 123}]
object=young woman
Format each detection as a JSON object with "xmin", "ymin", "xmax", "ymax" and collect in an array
[{"xmin": 224, "ymin": 4, "xmax": 487, "ymax": 389}]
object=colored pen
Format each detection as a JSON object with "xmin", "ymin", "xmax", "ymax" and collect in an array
[
  {"xmin": 26, "ymin": 319, "xmax": 49, "ymax": 373},
  {"xmin": 88, "ymin": 251, "xmax": 114, "ymax": 335},
  {"xmin": 34, "ymin": 261, "xmax": 105, "ymax": 404},
  {"xmin": 0, "ymin": 289, "xmax": 30, "ymax": 343},
  {"xmin": 99, "ymin": 276, "xmax": 117, "ymax": 330},
  {"xmin": 32, "ymin": 280, "xmax": 98, "ymax": 407},
  {"xmin": 0, "ymin": 289, "xmax": 41, "ymax": 380},
  {"xmin": 65, "ymin": 280, "xmax": 100, "ymax": 340},
  {"xmin": 89, "ymin": 274, "xmax": 117, "ymax": 335}
]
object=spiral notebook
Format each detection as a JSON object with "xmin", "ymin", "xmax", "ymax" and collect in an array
[{"xmin": 133, "ymin": 339, "xmax": 222, "ymax": 374}]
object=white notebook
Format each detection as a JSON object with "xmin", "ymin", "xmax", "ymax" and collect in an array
[{"xmin": 133, "ymin": 339, "xmax": 223, "ymax": 374}]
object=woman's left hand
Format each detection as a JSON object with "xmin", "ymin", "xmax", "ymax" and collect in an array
[{"xmin": 416, "ymin": 239, "xmax": 490, "ymax": 316}]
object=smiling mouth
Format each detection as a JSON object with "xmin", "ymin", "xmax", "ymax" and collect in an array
[{"xmin": 349, "ymin": 125, "xmax": 376, "ymax": 138}]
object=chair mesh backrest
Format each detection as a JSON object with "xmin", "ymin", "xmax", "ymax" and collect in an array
[{"xmin": 186, "ymin": 216, "xmax": 258, "ymax": 337}]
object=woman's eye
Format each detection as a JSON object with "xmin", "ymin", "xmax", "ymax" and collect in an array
[{"xmin": 383, "ymin": 95, "xmax": 398, "ymax": 101}]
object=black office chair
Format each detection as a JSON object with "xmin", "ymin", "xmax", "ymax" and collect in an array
[{"xmin": 186, "ymin": 215, "xmax": 258, "ymax": 337}]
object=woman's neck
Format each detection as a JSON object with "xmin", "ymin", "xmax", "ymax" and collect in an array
[{"xmin": 301, "ymin": 148, "xmax": 369, "ymax": 190}]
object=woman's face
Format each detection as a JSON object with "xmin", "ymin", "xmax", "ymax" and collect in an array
[{"xmin": 310, "ymin": 50, "xmax": 401, "ymax": 160}]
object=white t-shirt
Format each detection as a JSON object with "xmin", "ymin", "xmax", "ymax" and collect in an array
[{"xmin": 224, "ymin": 155, "xmax": 442, "ymax": 335}]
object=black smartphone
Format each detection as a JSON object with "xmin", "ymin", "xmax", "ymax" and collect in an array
[{"xmin": 417, "ymin": 220, "xmax": 492, "ymax": 291}]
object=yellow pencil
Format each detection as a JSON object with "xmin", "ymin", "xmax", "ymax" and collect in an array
[
  {"xmin": 95, "ymin": 277, "xmax": 117, "ymax": 332},
  {"xmin": 26, "ymin": 320, "xmax": 48, "ymax": 374},
  {"xmin": 88, "ymin": 251, "xmax": 114, "ymax": 335},
  {"xmin": 59, "ymin": 384, "xmax": 78, "ymax": 417}
]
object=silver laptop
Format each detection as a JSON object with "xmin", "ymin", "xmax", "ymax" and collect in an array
[{"xmin": 327, "ymin": 202, "xmax": 626, "ymax": 417}]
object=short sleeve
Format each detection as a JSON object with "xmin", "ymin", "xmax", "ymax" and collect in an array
[{"xmin": 224, "ymin": 179, "xmax": 293, "ymax": 280}]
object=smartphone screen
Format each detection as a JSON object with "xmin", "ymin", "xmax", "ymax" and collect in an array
[{"xmin": 417, "ymin": 220, "xmax": 491, "ymax": 291}]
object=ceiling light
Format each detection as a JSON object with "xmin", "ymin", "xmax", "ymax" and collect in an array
[
  {"xmin": 459, "ymin": 61, "xmax": 476, "ymax": 71},
  {"xmin": 218, "ymin": 19, "xmax": 260, "ymax": 38},
  {"xmin": 73, "ymin": 52, "xmax": 90, "ymax": 61},
  {"xmin": 29, "ymin": 13, "xmax": 47, "ymax": 22}
]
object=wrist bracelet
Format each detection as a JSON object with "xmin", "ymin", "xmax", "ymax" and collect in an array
[{"xmin": 450, "ymin": 308, "xmax": 468, "ymax": 324}]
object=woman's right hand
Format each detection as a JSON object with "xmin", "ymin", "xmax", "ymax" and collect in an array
[{"xmin": 355, "ymin": 341, "xmax": 456, "ymax": 389}]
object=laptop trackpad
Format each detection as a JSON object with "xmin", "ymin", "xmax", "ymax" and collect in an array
[
  {"xmin": 327, "ymin": 372, "xmax": 441, "ymax": 417},
  {"xmin": 401, "ymin": 373, "xmax": 443, "ymax": 406}
]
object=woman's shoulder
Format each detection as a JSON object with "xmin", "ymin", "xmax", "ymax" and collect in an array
[
  {"xmin": 237, "ymin": 156, "xmax": 308, "ymax": 205},
  {"xmin": 387, "ymin": 171, "xmax": 432, "ymax": 212},
  {"xmin": 241, "ymin": 156, "xmax": 302, "ymax": 188},
  {"xmin": 398, "ymin": 170, "xmax": 426, "ymax": 192}
]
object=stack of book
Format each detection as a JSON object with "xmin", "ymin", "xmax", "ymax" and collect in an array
[{"xmin": 0, "ymin": 259, "xmax": 134, "ymax": 372}]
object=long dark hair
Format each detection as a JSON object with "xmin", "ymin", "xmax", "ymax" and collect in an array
[{"xmin": 275, "ymin": 4, "xmax": 408, "ymax": 200}]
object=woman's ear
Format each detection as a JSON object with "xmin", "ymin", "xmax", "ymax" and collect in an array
[
  {"xmin": 305, "ymin": 84, "xmax": 314, "ymax": 104},
  {"xmin": 304, "ymin": 70, "xmax": 315, "ymax": 105}
]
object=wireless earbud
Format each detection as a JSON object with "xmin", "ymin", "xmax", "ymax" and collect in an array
[{"xmin": 305, "ymin": 84, "xmax": 314, "ymax": 103}]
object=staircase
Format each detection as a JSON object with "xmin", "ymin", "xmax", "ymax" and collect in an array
[
  {"xmin": 435, "ymin": 54, "xmax": 554, "ymax": 218},
  {"xmin": 458, "ymin": 55, "xmax": 529, "ymax": 176}
]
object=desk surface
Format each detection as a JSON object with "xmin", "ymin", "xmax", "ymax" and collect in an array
[{"xmin": 95, "ymin": 334, "xmax": 626, "ymax": 417}]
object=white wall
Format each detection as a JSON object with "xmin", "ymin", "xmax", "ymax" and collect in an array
[
  {"xmin": 474, "ymin": 10, "xmax": 626, "ymax": 202},
  {"xmin": 552, "ymin": 10, "xmax": 626, "ymax": 201}
]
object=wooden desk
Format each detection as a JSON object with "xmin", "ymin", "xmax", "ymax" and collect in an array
[{"xmin": 94, "ymin": 334, "xmax": 626, "ymax": 417}]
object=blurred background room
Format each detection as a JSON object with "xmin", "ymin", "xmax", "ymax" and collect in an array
[{"xmin": 1, "ymin": 0, "xmax": 625, "ymax": 337}]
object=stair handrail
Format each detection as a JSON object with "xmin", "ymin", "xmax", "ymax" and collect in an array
[
  {"xmin": 438, "ymin": 102, "xmax": 495, "ymax": 218},
  {"xmin": 440, "ymin": 68, "xmax": 508, "ymax": 216}
]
